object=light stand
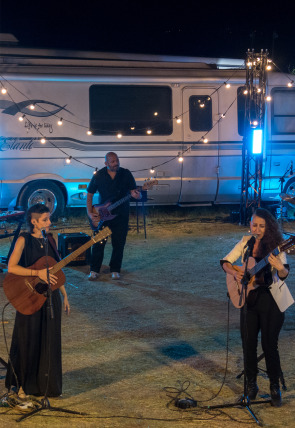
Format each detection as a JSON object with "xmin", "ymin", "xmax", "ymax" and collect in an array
[
  {"xmin": 208, "ymin": 239, "xmax": 270, "ymax": 425},
  {"xmin": 18, "ymin": 232, "xmax": 86, "ymax": 422}
]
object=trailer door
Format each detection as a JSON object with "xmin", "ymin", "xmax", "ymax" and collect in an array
[{"xmin": 179, "ymin": 87, "xmax": 219, "ymax": 203}]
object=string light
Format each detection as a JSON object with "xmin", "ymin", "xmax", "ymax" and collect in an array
[
  {"xmin": 93, "ymin": 168, "xmax": 98, "ymax": 174},
  {"xmin": 150, "ymin": 168, "xmax": 155, "ymax": 174},
  {"xmin": 257, "ymin": 88, "xmax": 262, "ymax": 93},
  {"xmin": 1, "ymin": 87, "xmax": 7, "ymax": 94},
  {"xmin": 266, "ymin": 95, "xmax": 272, "ymax": 102},
  {"xmin": 116, "ymin": 133, "xmax": 123, "ymax": 139},
  {"xmin": 220, "ymin": 113, "xmax": 226, "ymax": 119},
  {"xmin": 57, "ymin": 118, "xmax": 63, "ymax": 126},
  {"xmin": 266, "ymin": 65, "xmax": 272, "ymax": 71},
  {"xmin": 18, "ymin": 114, "xmax": 25, "ymax": 122},
  {"xmin": 243, "ymin": 89, "xmax": 248, "ymax": 95},
  {"xmin": 40, "ymin": 138, "xmax": 46, "ymax": 144},
  {"xmin": 288, "ymin": 81, "xmax": 294, "ymax": 87},
  {"xmin": 130, "ymin": 126, "xmax": 135, "ymax": 130},
  {"xmin": 0, "ymin": 65, "xmax": 243, "ymax": 174}
]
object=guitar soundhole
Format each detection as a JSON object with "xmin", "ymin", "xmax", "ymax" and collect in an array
[{"xmin": 35, "ymin": 282, "xmax": 48, "ymax": 295}]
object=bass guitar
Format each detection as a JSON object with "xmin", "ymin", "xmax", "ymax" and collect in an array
[
  {"xmin": 226, "ymin": 235, "xmax": 295, "ymax": 308},
  {"xmin": 89, "ymin": 179, "xmax": 158, "ymax": 231},
  {"xmin": 3, "ymin": 227, "xmax": 111, "ymax": 315}
]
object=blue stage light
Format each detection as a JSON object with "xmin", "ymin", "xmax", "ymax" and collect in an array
[{"xmin": 252, "ymin": 129, "xmax": 263, "ymax": 154}]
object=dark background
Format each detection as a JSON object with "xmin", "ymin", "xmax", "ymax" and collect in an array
[{"xmin": 1, "ymin": 0, "xmax": 295, "ymax": 72}]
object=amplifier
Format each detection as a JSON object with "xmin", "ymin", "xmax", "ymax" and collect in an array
[{"xmin": 58, "ymin": 232, "xmax": 91, "ymax": 266}]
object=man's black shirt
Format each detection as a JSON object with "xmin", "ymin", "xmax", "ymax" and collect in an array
[{"xmin": 87, "ymin": 166, "xmax": 136, "ymax": 216}]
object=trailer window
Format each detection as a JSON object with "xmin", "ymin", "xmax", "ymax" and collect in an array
[
  {"xmin": 189, "ymin": 96, "xmax": 212, "ymax": 132},
  {"xmin": 89, "ymin": 85, "xmax": 172, "ymax": 136},
  {"xmin": 272, "ymin": 88, "xmax": 295, "ymax": 135}
]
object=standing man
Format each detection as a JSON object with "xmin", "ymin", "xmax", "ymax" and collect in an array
[{"xmin": 87, "ymin": 152, "xmax": 141, "ymax": 280}]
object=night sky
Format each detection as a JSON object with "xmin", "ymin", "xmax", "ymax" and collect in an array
[{"xmin": 1, "ymin": 0, "xmax": 295, "ymax": 72}]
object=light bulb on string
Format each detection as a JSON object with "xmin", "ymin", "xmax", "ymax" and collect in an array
[
  {"xmin": 18, "ymin": 114, "xmax": 25, "ymax": 122},
  {"xmin": 202, "ymin": 137, "xmax": 208, "ymax": 144},
  {"xmin": 117, "ymin": 133, "xmax": 123, "ymax": 139},
  {"xmin": 29, "ymin": 103, "xmax": 35, "ymax": 110},
  {"xmin": 40, "ymin": 138, "xmax": 46, "ymax": 144},
  {"xmin": 93, "ymin": 168, "xmax": 98, "ymax": 175},
  {"xmin": 266, "ymin": 65, "xmax": 272, "ymax": 71},
  {"xmin": 220, "ymin": 113, "xmax": 226, "ymax": 119},
  {"xmin": 57, "ymin": 118, "xmax": 63, "ymax": 126},
  {"xmin": 66, "ymin": 156, "xmax": 72, "ymax": 164},
  {"xmin": 1, "ymin": 87, "xmax": 7, "ymax": 94},
  {"xmin": 225, "ymin": 83, "xmax": 231, "ymax": 89},
  {"xmin": 147, "ymin": 129, "xmax": 152, "ymax": 135},
  {"xmin": 154, "ymin": 112, "xmax": 158, "ymax": 116},
  {"xmin": 150, "ymin": 168, "xmax": 155, "ymax": 174},
  {"xmin": 288, "ymin": 81, "xmax": 294, "ymax": 88},
  {"xmin": 266, "ymin": 95, "xmax": 272, "ymax": 102},
  {"xmin": 178, "ymin": 155, "xmax": 184, "ymax": 162},
  {"xmin": 243, "ymin": 89, "xmax": 248, "ymax": 95},
  {"xmin": 176, "ymin": 117, "xmax": 182, "ymax": 124},
  {"xmin": 130, "ymin": 126, "xmax": 135, "ymax": 130},
  {"xmin": 87, "ymin": 130, "xmax": 92, "ymax": 135}
]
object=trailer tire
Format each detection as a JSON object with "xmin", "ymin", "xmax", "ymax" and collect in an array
[
  {"xmin": 18, "ymin": 181, "xmax": 65, "ymax": 220},
  {"xmin": 282, "ymin": 177, "xmax": 295, "ymax": 218}
]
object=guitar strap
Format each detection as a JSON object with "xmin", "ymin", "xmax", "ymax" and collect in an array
[{"xmin": 47, "ymin": 233, "xmax": 61, "ymax": 261}]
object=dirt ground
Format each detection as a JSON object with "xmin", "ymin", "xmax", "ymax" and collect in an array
[{"xmin": 1, "ymin": 207, "xmax": 295, "ymax": 427}]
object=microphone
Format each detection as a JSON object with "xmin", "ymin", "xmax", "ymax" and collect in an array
[
  {"xmin": 244, "ymin": 235, "xmax": 257, "ymax": 249},
  {"xmin": 41, "ymin": 228, "xmax": 47, "ymax": 239}
]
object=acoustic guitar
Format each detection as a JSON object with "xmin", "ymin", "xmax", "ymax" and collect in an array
[
  {"xmin": 3, "ymin": 227, "xmax": 111, "ymax": 315},
  {"xmin": 89, "ymin": 179, "xmax": 158, "ymax": 231},
  {"xmin": 226, "ymin": 235, "xmax": 295, "ymax": 308}
]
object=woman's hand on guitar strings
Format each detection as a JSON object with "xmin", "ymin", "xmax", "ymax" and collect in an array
[{"xmin": 38, "ymin": 268, "xmax": 58, "ymax": 285}]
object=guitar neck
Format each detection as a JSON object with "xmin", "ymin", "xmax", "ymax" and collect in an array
[
  {"xmin": 50, "ymin": 228, "xmax": 111, "ymax": 274},
  {"xmin": 248, "ymin": 247, "xmax": 280, "ymax": 278},
  {"xmin": 108, "ymin": 194, "xmax": 132, "ymax": 212}
]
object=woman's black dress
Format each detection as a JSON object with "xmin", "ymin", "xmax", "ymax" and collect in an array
[{"xmin": 5, "ymin": 233, "xmax": 62, "ymax": 397}]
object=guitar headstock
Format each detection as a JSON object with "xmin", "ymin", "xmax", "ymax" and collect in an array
[
  {"xmin": 141, "ymin": 179, "xmax": 158, "ymax": 191},
  {"xmin": 279, "ymin": 235, "xmax": 295, "ymax": 253},
  {"xmin": 93, "ymin": 226, "xmax": 112, "ymax": 243}
]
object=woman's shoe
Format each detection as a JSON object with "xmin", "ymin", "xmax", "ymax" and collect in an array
[
  {"xmin": 247, "ymin": 380, "xmax": 259, "ymax": 400},
  {"xmin": 270, "ymin": 382, "xmax": 282, "ymax": 407}
]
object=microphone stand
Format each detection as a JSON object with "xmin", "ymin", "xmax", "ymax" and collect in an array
[
  {"xmin": 18, "ymin": 230, "xmax": 86, "ymax": 422},
  {"xmin": 207, "ymin": 238, "xmax": 270, "ymax": 426}
]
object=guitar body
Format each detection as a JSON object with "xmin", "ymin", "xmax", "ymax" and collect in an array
[
  {"xmin": 3, "ymin": 256, "xmax": 66, "ymax": 315},
  {"xmin": 90, "ymin": 202, "xmax": 117, "ymax": 230},
  {"xmin": 226, "ymin": 257, "xmax": 258, "ymax": 308}
]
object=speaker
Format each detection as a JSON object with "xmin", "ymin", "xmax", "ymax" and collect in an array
[{"xmin": 58, "ymin": 232, "xmax": 91, "ymax": 266}]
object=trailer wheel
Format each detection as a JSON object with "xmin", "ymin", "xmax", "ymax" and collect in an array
[
  {"xmin": 282, "ymin": 177, "xmax": 295, "ymax": 218},
  {"xmin": 18, "ymin": 181, "xmax": 65, "ymax": 220}
]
